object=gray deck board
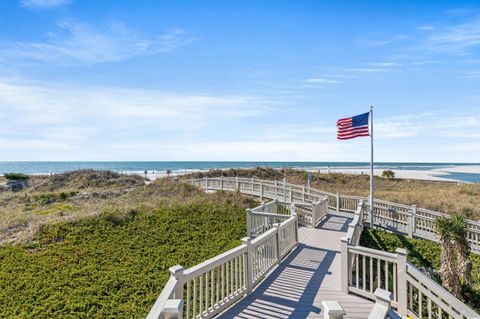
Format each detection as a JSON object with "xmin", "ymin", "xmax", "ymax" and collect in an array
[{"xmin": 219, "ymin": 211, "xmax": 373, "ymax": 319}]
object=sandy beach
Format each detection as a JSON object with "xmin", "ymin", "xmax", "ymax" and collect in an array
[
  {"xmin": 432, "ymin": 165, "xmax": 480, "ymax": 174},
  {"xmin": 132, "ymin": 165, "xmax": 480, "ymax": 183},
  {"xmin": 316, "ymin": 168, "xmax": 456, "ymax": 182}
]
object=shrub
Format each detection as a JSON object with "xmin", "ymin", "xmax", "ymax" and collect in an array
[
  {"xmin": 33, "ymin": 191, "xmax": 77, "ymax": 205},
  {"xmin": 4, "ymin": 173, "xmax": 29, "ymax": 180},
  {"xmin": 381, "ymin": 170, "xmax": 395, "ymax": 179}
]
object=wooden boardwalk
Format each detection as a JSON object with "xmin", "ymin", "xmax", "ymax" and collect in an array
[{"xmin": 219, "ymin": 211, "xmax": 373, "ymax": 319}]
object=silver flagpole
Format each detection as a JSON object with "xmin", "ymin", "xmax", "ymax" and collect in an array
[{"xmin": 369, "ymin": 106, "xmax": 374, "ymax": 230}]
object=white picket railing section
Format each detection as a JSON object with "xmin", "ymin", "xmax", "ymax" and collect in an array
[
  {"xmin": 341, "ymin": 202, "xmax": 479, "ymax": 319},
  {"xmin": 146, "ymin": 198, "xmax": 299, "ymax": 319},
  {"xmin": 148, "ymin": 177, "xmax": 480, "ymax": 319},
  {"xmin": 192, "ymin": 177, "xmax": 480, "ymax": 254}
]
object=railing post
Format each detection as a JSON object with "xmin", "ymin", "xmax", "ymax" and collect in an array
[
  {"xmin": 162, "ymin": 299, "xmax": 184, "ymax": 319},
  {"xmin": 396, "ymin": 248, "xmax": 408, "ymax": 317},
  {"xmin": 289, "ymin": 187, "xmax": 293, "ymax": 203},
  {"xmin": 312, "ymin": 202, "xmax": 318, "ymax": 228},
  {"xmin": 336, "ymin": 193, "xmax": 340, "ymax": 212},
  {"xmin": 246, "ymin": 209, "xmax": 252, "ymax": 237},
  {"xmin": 274, "ymin": 180, "xmax": 278, "ymax": 198},
  {"xmin": 411, "ymin": 205, "xmax": 417, "ymax": 238},
  {"xmin": 242, "ymin": 237, "xmax": 253, "ymax": 294},
  {"xmin": 169, "ymin": 265, "xmax": 184, "ymax": 298},
  {"xmin": 322, "ymin": 301, "xmax": 346, "ymax": 319},
  {"xmin": 340, "ymin": 237, "xmax": 349, "ymax": 293},
  {"xmin": 260, "ymin": 181, "xmax": 264, "ymax": 201},
  {"xmin": 220, "ymin": 177, "xmax": 223, "ymax": 190},
  {"xmin": 292, "ymin": 212, "xmax": 299, "ymax": 244},
  {"xmin": 236, "ymin": 176, "xmax": 239, "ymax": 191},
  {"xmin": 302, "ymin": 185, "xmax": 306, "ymax": 202},
  {"xmin": 273, "ymin": 223, "xmax": 281, "ymax": 264},
  {"xmin": 205, "ymin": 178, "xmax": 209, "ymax": 190}
]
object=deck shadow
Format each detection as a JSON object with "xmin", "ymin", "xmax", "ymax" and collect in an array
[
  {"xmin": 220, "ymin": 243, "xmax": 337, "ymax": 319},
  {"xmin": 316, "ymin": 213, "xmax": 352, "ymax": 232}
]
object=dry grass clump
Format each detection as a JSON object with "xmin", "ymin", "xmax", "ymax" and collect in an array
[
  {"xmin": 0, "ymin": 170, "xmax": 257, "ymax": 245},
  {"xmin": 28, "ymin": 169, "xmax": 144, "ymax": 192},
  {"xmin": 186, "ymin": 167, "xmax": 480, "ymax": 219}
]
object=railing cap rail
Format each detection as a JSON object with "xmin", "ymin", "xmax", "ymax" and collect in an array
[
  {"xmin": 406, "ymin": 263, "xmax": 479, "ymax": 316},
  {"xmin": 183, "ymin": 244, "xmax": 247, "ymax": 279}
]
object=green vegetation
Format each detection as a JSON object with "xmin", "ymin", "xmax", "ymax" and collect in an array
[
  {"xmin": 360, "ymin": 228, "xmax": 480, "ymax": 311},
  {"xmin": 381, "ymin": 169, "xmax": 395, "ymax": 179},
  {"xmin": 34, "ymin": 191, "xmax": 78, "ymax": 205},
  {"xmin": 0, "ymin": 178, "xmax": 255, "ymax": 317},
  {"xmin": 187, "ymin": 167, "xmax": 480, "ymax": 218},
  {"xmin": 4, "ymin": 173, "xmax": 29, "ymax": 180}
]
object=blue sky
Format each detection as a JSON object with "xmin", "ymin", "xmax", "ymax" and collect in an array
[{"xmin": 1, "ymin": 0, "xmax": 480, "ymax": 162}]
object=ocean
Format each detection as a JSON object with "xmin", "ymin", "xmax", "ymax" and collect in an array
[{"xmin": 1, "ymin": 161, "xmax": 480, "ymax": 183}]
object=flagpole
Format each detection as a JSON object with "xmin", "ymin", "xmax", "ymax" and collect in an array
[{"xmin": 369, "ymin": 106, "xmax": 374, "ymax": 230}]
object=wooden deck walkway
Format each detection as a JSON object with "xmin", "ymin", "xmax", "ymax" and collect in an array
[{"xmin": 219, "ymin": 211, "xmax": 373, "ymax": 319}]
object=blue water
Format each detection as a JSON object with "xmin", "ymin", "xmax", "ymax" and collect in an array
[{"xmin": 0, "ymin": 161, "xmax": 479, "ymax": 182}]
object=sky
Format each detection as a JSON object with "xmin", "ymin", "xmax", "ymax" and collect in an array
[{"xmin": 1, "ymin": 0, "xmax": 480, "ymax": 162}]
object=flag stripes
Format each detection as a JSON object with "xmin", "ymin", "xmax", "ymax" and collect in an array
[{"xmin": 337, "ymin": 112, "xmax": 370, "ymax": 140}]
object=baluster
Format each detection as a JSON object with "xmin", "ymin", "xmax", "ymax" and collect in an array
[
  {"xmin": 428, "ymin": 298, "xmax": 432, "ymax": 319},
  {"xmin": 225, "ymin": 261, "xmax": 229, "ymax": 298},
  {"xmin": 419, "ymin": 291, "xmax": 423, "ymax": 318},
  {"xmin": 393, "ymin": 263, "xmax": 397, "ymax": 301},
  {"xmin": 362, "ymin": 255, "xmax": 366, "ymax": 291},
  {"xmin": 385, "ymin": 261, "xmax": 389, "ymax": 291},
  {"xmin": 216, "ymin": 267, "xmax": 219, "ymax": 305},
  {"xmin": 235, "ymin": 256, "xmax": 239, "ymax": 292},
  {"xmin": 205, "ymin": 271, "xmax": 209, "ymax": 312},
  {"xmin": 231, "ymin": 259, "xmax": 234, "ymax": 294},
  {"xmin": 356, "ymin": 254, "xmax": 359, "ymax": 289},
  {"xmin": 193, "ymin": 277, "xmax": 197, "ymax": 319},
  {"xmin": 377, "ymin": 259, "xmax": 381, "ymax": 289},
  {"xmin": 408, "ymin": 283, "xmax": 413, "ymax": 311},
  {"xmin": 369, "ymin": 256, "xmax": 373, "ymax": 293},
  {"xmin": 186, "ymin": 280, "xmax": 190, "ymax": 319},
  {"xmin": 210, "ymin": 269, "xmax": 214, "ymax": 310},
  {"xmin": 199, "ymin": 274, "xmax": 203, "ymax": 317}
]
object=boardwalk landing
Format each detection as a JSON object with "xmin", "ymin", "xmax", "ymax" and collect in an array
[{"xmin": 219, "ymin": 211, "xmax": 373, "ymax": 319}]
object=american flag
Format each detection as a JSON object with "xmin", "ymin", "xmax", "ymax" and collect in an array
[{"xmin": 337, "ymin": 112, "xmax": 370, "ymax": 140}]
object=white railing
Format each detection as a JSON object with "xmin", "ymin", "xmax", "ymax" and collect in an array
[
  {"xmin": 192, "ymin": 177, "xmax": 480, "ymax": 254},
  {"xmin": 341, "ymin": 212, "xmax": 480, "ymax": 319},
  {"xmin": 293, "ymin": 197, "xmax": 329, "ymax": 228},
  {"xmin": 190, "ymin": 177, "xmax": 480, "ymax": 318},
  {"xmin": 247, "ymin": 199, "xmax": 292, "ymax": 237},
  {"xmin": 150, "ymin": 177, "xmax": 480, "ymax": 319},
  {"xmin": 147, "ymin": 199, "xmax": 299, "ymax": 319}
]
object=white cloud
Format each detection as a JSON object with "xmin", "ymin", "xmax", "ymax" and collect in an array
[
  {"xmin": 419, "ymin": 16, "xmax": 480, "ymax": 53},
  {"xmin": 304, "ymin": 78, "xmax": 338, "ymax": 84},
  {"xmin": 109, "ymin": 140, "xmax": 354, "ymax": 161},
  {"xmin": 417, "ymin": 25, "xmax": 435, "ymax": 31},
  {"xmin": 21, "ymin": 0, "xmax": 70, "ymax": 8},
  {"xmin": 376, "ymin": 113, "xmax": 480, "ymax": 139},
  {"xmin": 0, "ymin": 79, "xmax": 269, "ymax": 153},
  {"xmin": 0, "ymin": 20, "xmax": 195, "ymax": 65},
  {"xmin": 357, "ymin": 35, "xmax": 408, "ymax": 47}
]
